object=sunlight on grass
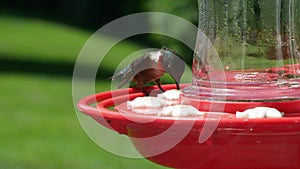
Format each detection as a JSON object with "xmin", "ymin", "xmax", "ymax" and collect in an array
[
  {"xmin": 0, "ymin": 15, "xmax": 144, "ymax": 68},
  {"xmin": 0, "ymin": 15, "xmax": 167, "ymax": 169},
  {"xmin": 0, "ymin": 74, "xmax": 167, "ymax": 169},
  {"xmin": 0, "ymin": 15, "xmax": 89, "ymax": 62}
]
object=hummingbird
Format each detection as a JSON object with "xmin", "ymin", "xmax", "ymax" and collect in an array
[{"xmin": 112, "ymin": 47, "xmax": 185, "ymax": 95}]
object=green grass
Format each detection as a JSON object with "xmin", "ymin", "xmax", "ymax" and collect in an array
[
  {"xmin": 0, "ymin": 15, "xmax": 88, "ymax": 63},
  {"xmin": 0, "ymin": 15, "xmax": 168, "ymax": 169},
  {"xmin": 0, "ymin": 15, "xmax": 143, "ymax": 71},
  {"xmin": 0, "ymin": 74, "xmax": 167, "ymax": 169}
]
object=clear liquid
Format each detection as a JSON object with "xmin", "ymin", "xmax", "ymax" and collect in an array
[{"xmin": 184, "ymin": 0, "xmax": 300, "ymax": 102}]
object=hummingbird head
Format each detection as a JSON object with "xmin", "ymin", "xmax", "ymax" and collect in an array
[{"xmin": 161, "ymin": 47, "xmax": 185, "ymax": 89}]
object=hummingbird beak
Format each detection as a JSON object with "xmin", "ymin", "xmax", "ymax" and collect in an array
[
  {"xmin": 165, "ymin": 62, "xmax": 185, "ymax": 90},
  {"xmin": 170, "ymin": 71, "xmax": 183, "ymax": 90},
  {"xmin": 162, "ymin": 49, "xmax": 185, "ymax": 90}
]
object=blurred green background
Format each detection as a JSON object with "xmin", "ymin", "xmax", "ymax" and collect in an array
[{"xmin": 0, "ymin": 0, "xmax": 196, "ymax": 169}]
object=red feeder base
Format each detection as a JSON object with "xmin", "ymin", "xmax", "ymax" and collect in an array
[{"xmin": 77, "ymin": 84, "xmax": 300, "ymax": 169}]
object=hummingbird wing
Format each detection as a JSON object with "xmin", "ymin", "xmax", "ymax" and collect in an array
[{"xmin": 112, "ymin": 51, "xmax": 162, "ymax": 88}]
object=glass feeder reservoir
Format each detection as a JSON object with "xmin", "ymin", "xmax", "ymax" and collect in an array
[{"xmin": 182, "ymin": 0, "xmax": 300, "ymax": 113}]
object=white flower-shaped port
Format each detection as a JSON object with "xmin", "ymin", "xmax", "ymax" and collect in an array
[
  {"xmin": 236, "ymin": 107, "xmax": 283, "ymax": 119},
  {"xmin": 161, "ymin": 105, "xmax": 204, "ymax": 117},
  {"xmin": 127, "ymin": 96, "xmax": 167, "ymax": 108},
  {"xmin": 157, "ymin": 89, "xmax": 182, "ymax": 100}
]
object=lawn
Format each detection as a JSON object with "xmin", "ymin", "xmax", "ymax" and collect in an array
[{"xmin": 0, "ymin": 15, "xmax": 168, "ymax": 169}]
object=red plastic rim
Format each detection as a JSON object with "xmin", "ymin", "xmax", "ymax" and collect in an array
[{"xmin": 77, "ymin": 84, "xmax": 300, "ymax": 135}]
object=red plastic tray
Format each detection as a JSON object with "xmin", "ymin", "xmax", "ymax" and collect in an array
[{"xmin": 77, "ymin": 84, "xmax": 300, "ymax": 169}]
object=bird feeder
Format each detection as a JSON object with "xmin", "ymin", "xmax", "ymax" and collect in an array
[{"xmin": 77, "ymin": 0, "xmax": 300, "ymax": 168}]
